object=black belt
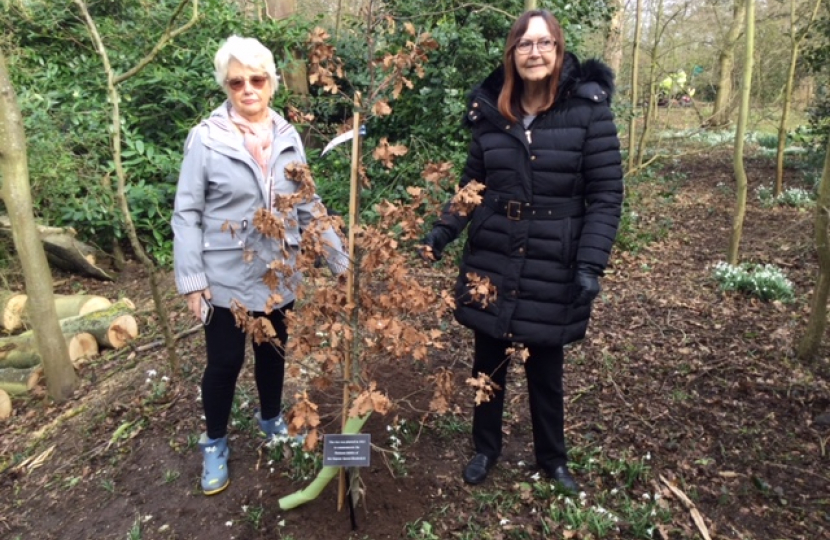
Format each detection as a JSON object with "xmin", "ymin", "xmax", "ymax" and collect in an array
[{"xmin": 484, "ymin": 197, "xmax": 584, "ymax": 221}]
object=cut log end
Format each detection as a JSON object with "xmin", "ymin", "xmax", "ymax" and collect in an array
[
  {"xmin": 3, "ymin": 294, "xmax": 28, "ymax": 332},
  {"xmin": 68, "ymin": 332, "xmax": 99, "ymax": 365},
  {"xmin": 107, "ymin": 315, "xmax": 139, "ymax": 349},
  {"xmin": 77, "ymin": 297, "xmax": 113, "ymax": 316}
]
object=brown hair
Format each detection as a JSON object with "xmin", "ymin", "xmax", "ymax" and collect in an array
[{"xmin": 497, "ymin": 10, "xmax": 565, "ymax": 123}]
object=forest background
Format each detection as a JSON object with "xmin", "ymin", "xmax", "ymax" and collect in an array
[{"xmin": 1, "ymin": 0, "xmax": 830, "ymax": 539}]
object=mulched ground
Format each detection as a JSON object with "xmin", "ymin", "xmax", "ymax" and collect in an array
[{"xmin": 0, "ymin": 148, "xmax": 828, "ymax": 540}]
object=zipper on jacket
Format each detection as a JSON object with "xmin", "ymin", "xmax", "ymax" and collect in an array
[{"xmin": 525, "ymin": 130, "xmax": 532, "ymax": 144}]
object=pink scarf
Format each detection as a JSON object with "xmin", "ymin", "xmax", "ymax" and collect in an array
[{"xmin": 229, "ymin": 108, "xmax": 274, "ymax": 178}]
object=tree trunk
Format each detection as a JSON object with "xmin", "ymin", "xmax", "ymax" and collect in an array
[
  {"xmin": 707, "ymin": 0, "xmax": 746, "ymax": 127},
  {"xmin": 797, "ymin": 135, "xmax": 830, "ymax": 361},
  {"xmin": 727, "ymin": 0, "xmax": 755, "ymax": 265},
  {"xmin": 0, "ymin": 51, "xmax": 78, "ymax": 402},
  {"xmin": 626, "ymin": 0, "xmax": 643, "ymax": 174},
  {"xmin": 603, "ymin": 0, "xmax": 625, "ymax": 75}
]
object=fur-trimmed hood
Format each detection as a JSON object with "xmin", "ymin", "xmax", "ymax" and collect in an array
[{"xmin": 468, "ymin": 52, "xmax": 616, "ymax": 113}]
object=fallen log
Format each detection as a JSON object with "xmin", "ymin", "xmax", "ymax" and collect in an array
[
  {"xmin": 51, "ymin": 294, "xmax": 113, "ymax": 319},
  {"xmin": 56, "ymin": 299, "xmax": 138, "ymax": 349},
  {"xmin": 0, "ymin": 216, "xmax": 114, "ymax": 281},
  {"xmin": 0, "ymin": 293, "xmax": 112, "ymax": 333},
  {"xmin": 41, "ymin": 232, "xmax": 114, "ymax": 281},
  {"xmin": 0, "ymin": 332, "xmax": 99, "ymax": 369},
  {"xmin": 0, "ymin": 366, "xmax": 39, "ymax": 395}
]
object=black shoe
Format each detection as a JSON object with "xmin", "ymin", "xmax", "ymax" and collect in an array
[
  {"xmin": 546, "ymin": 465, "xmax": 580, "ymax": 493},
  {"xmin": 462, "ymin": 453, "xmax": 495, "ymax": 485}
]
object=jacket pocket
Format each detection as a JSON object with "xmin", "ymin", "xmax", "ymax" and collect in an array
[{"xmin": 467, "ymin": 206, "xmax": 495, "ymax": 254}]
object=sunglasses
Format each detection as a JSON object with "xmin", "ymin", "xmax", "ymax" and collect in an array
[{"xmin": 225, "ymin": 75, "xmax": 269, "ymax": 91}]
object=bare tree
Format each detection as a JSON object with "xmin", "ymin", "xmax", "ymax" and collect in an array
[
  {"xmin": 604, "ymin": 0, "xmax": 625, "ymax": 75},
  {"xmin": 774, "ymin": 0, "xmax": 822, "ymax": 197},
  {"xmin": 727, "ymin": 0, "xmax": 754, "ymax": 265},
  {"xmin": 797, "ymin": 136, "xmax": 830, "ymax": 360},
  {"xmin": 707, "ymin": 0, "xmax": 746, "ymax": 127},
  {"xmin": 0, "ymin": 52, "xmax": 78, "ymax": 402},
  {"xmin": 72, "ymin": 0, "xmax": 199, "ymax": 372},
  {"xmin": 626, "ymin": 0, "xmax": 643, "ymax": 174}
]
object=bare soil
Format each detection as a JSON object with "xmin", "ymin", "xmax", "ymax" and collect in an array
[{"xmin": 1, "ymin": 150, "xmax": 828, "ymax": 539}]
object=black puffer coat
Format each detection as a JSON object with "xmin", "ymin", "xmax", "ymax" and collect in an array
[{"xmin": 435, "ymin": 53, "xmax": 623, "ymax": 346}]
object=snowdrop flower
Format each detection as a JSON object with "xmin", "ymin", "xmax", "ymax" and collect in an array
[
  {"xmin": 147, "ymin": 369, "xmax": 157, "ymax": 378},
  {"xmin": 530, "ymin": 472, "xmax": 541, "ymax": 481},
  {"xmin": 161, "ymin": 376, "xmax": 169, "ymax": 382},
  {"xmin": 499, "ymin": 518, "xmax": 510, "ymax": 526},
  {"xmin": 225, "ymin": 521, "xmax": 233, "ymax": 527}
]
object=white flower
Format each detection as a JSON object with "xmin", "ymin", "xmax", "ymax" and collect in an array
[
  {"xmin": 161, "ymin": 376, "xmax": 169, "ymax": 382},
  {"xmin": 499, "ymin": 518, "xmax": 510, "ymax": 526},
  {"xmin": 225, "ymin": 521, "xmax": 233, "ymax": 527},
  {"xmin": 147, "ymin": 369, "xmax": 157, "ymax": 377},
  {"xmin": 530, "ymin": 472, "xmax": 541, "ymax": 481}
]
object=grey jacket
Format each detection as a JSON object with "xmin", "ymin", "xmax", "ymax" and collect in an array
[{"xmin": 172, "ymin": 102, "xmax": 348, "ymax": 311}]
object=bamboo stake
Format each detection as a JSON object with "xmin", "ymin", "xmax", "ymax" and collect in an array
[{"xmin": 339, "ymin": 92, "xmax": 363, "ymax": 511}]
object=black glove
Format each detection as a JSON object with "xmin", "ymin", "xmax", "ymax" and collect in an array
[
  {"xmin": 419, "ymin": 226, "xmax": 454, "ymax": 262},
  {"xmin": 573, "ymin": 264, "xmax": 602, "ymax": 307}
]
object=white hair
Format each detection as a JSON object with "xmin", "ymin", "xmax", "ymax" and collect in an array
[{"xmin": 213, "ymin": 35, "xmax": 279, "ymax": 96}]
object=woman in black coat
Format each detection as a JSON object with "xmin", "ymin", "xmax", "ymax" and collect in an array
[{"xmin": 421, "ymin": 9, "xmax": 623, "ymax": 491}]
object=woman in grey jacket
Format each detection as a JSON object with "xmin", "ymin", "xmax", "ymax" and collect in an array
[{"xmin": 172, "ymin": 35, "xmax": 347, "ymax": 495}]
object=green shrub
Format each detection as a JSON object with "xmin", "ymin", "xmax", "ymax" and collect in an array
[
  {"xmin": 755, "ymin": 184, "xmax": 815, "ymax": 208},
  {"xmin": 712, "ymin": 261, "xmax": 795, "ymax": 302}
]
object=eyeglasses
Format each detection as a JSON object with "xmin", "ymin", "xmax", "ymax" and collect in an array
[
  {"xmin": 516, "ymin": 38, "xmax": 556, "ymax": 55},
  {"xmin": 225, "ymin": 75, "xmax": 269, "ymax": 91}
]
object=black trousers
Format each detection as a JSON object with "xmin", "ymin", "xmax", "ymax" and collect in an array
[
  {"xmin": 202, "ymin": 303, "xmax": 291, "ymax": 440},
  {"xmin": 472, "ymin": 330, "xmax": 567, "ymax": 469}
]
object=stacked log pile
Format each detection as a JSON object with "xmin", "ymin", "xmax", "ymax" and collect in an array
[{"xmin": 0, "ymin": 296, "xmax": 139, "ymax": 396}]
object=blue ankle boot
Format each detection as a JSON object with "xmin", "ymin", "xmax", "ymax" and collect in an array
[
  {"xmin": 255, "ymin": 410, "xmax": 290, "ymax": 440},
  {"xmin": 198, "ymin": 433, "xmax": 229, "ymax": 495},
  {"xmin": 255, "ymin": 410, "xmax": 306, "ymax": 445}
]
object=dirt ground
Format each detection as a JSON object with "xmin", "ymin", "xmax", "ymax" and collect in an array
[{"xmin": 1, "ymin": 149, "xmax": 828, "ymax": 540}]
